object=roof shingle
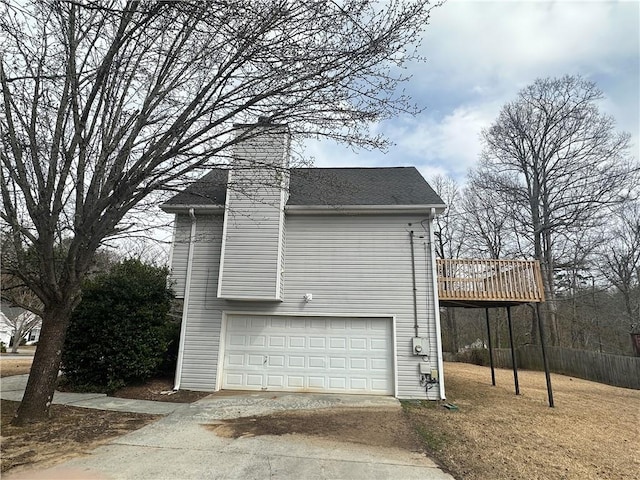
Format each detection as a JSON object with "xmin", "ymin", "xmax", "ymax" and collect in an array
[{"xmin": 163, "ymin": 167, "xmax": 444, "ymax": 208}]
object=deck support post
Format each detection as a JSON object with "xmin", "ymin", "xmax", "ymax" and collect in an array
[
  {"xmin": 535, "ymin": 303, "xmax": 554, "ymax": 407},
  {"xmin": 485, "ymin": 308, "xmax": 496, "ymax": 386},
  {"xmin": 506, "ymin": 306, "xmax": 519, "ymax": 395}
]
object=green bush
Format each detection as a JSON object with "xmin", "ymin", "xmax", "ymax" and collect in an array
[
  {"xmin": 62, "ymin": 259, "xmax": 176, "ymax": 393},
  {"xmin": 1, "ymin": 341, "xmax": 6, "ymax": 353}
]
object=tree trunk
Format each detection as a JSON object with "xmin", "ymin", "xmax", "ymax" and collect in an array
[
  {"xmin": 442, "ymin": 308, "xmax": 459, "ymax": 353},
  {"xmin": 448, "ymin": 307, "xmax": 459, "ymax": 352},
  {"xmin": 529, "ymin": 305, "xmax": 538, "ymax": 345},
  {"xmin": 12, "ymin": 303, "xmax": 73, "ymax": 426},
  {"xmin": 10, "ymin": 325, "xmax": 24, "ymax": 353}
]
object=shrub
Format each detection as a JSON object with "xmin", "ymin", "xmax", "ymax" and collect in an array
[
  {"xmin": 1, "ymin": 341, "xmax": 6, "ymax": 353},
  {"xmin": 457, "ymin": 348, "xmax": 490, "ymax": 366},
  {"xmin": 62, "ymin": 259, "xmax": 176, "ymax": 393}
]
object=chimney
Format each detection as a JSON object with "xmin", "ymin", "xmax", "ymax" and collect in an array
[{"xmin": 217, "ymin": 121, "xmax": 290, "ymax": 301}]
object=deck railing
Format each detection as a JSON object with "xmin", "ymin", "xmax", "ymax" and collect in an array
[{"xmin": 436, "ymin": 258, "xmax": 545, "ymax": 303}]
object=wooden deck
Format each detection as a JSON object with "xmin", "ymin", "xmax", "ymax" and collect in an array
[{"xmin": 436, "ymin": 258, "xmax": 545, "ymax": 307}]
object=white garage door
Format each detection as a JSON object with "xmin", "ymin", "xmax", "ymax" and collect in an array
[{"xmin": 221, "ymin": 315, "xmax": 394, "ymax": 395}]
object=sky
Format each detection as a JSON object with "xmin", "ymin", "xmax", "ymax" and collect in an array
[
  {"xmin": 304, "ymin": 0, "xmax": 640, "ymax": 183},
  {"xmin": 143, "ymin": 0, "xmax": 638, "ymax": 260}
]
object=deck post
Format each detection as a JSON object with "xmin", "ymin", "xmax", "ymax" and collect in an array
[
  {"xmin": 506, "ymin": 306, "xmax": 519, "ymax": 395},
  {"xmin": 535, "ymin": 303, "xmax": 554, "ymax": 407},
  {"xmin": 485, "ymin": 308, "xmax": 496, "ymax": 386}
]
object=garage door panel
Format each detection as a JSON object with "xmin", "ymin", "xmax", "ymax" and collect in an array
[
  {"xmin": 329, "ymin": 357, "xmax": 346, "ymax": 369},
  {"xmin": 350, "ymin": 378, "xmax": 367, "ymax": 390},
  {"xmin": 267, "ymin": 375, "xmax": 284, "ymax": 387},
  {"xmin": 269, "ymin": 336, "xmax": 285, "ymax": 347},
  {"xmin": 309, "ymin": 337, "xmax": 325, "ymax": 348},
  {"xmin": 288, "ymin": 356, "xmax": 305, "ymax": 367},
  {"xmin": 330, "ymin": 319, "xmax": 346, "ymax": 329},
  {"xmin": 308, "ymin": 377, "xmax": 325, "ymax": 388},
  {"xmin": 288, "ymin": 376, "xmax": 304, "ymax": 387},
  {"xmin": 309, "ymin": 357, "xmax": 325, "ymax": 368},
  {"xmin": 271, "ymin": 318, "xmax": 286, "ymax": 328},
  {"xmin": 310, "ymin": 319, "xmax": 327, "ymax": 329},
  {"xmin": 225, "ymin": 373, "xmax": 243, "ymax": 386},
  {"xmin": 248, "ymin": 354, "xmax": 264, "ymax": 366},
  {"xmin": 227, "ymin": 354, "xmax": 244, "ymax": 366},
  {"xmin": 222, "ymin": 315, "xmax": 393, "ymax": 395},
  {"xmin": 249, "ymin": 335, "xmax": 266, "ymax": 346},
  {"xmin": 350, "ymin": 358, "xmax": 367, "ymax": 369},
  {"xmin": 268, "ymin": 355, "xmax": 285, "ymax": 367}
]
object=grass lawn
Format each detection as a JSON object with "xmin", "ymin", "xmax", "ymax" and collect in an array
[{"xmin": 403, "ymin": 362, "xmax": 640, "ymax": 480}]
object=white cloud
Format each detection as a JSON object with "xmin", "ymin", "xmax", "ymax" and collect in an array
[
  {"xmin": 419, "ymin": 0, "xmax": 638, "ymax": 90},
  {"xmin": 387, "ymin": 103, "xmax": 499, "ymax": 178},
  {"xmin": 302, "ymin": 0, "xmax": 639, "ymax": 181}
]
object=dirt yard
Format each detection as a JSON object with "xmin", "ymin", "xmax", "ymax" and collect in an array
[
  {"xmin": 2, "ymin": 361, "xmax": 639, "ymax": 479},
  {"xmin": 1, "ymin": 400, "xmax": 158, "ymax": 473}
]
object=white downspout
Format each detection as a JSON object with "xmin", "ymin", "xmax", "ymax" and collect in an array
[
  {"xmin": 174, "ymin": 208, "xmax": 197, "ymax": 390},
  {"xmin": 429, "ymin": 207, "xmax": 446, "ymax": 400}
]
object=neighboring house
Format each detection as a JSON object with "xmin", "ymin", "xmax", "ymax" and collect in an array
[
  {"xmin": 0, "ymin": 301, "xmax": 42, "ymax": 346},
  {"xmin": 459, "ymin": 338, "xmax": 488, "ymax": 352},
  {"xmin": 162, "ymin": 122, "xmax": 447, "ymax": 400}
]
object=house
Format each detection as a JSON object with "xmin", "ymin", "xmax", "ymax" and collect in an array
[
  {"xmin": 0, "ymin": 301, "xmax": 42, "ymax": 347},
  {"xmin": 161, "ymin": 121, "xmax": 447, "ymax": 400}
]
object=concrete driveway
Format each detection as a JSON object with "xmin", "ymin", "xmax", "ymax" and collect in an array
[{"xmin": 12, "ymin": 393, "xmax": 454, "ymax": 480}]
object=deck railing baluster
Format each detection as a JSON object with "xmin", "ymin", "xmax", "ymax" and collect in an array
[{"xmin": 435, "ymin": 258, "xmax": 544, "ymax": 303}]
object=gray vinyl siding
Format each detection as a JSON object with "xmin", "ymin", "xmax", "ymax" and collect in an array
[
  {"xmin": 218, "ymin": 171, "xmax": 287, "ymax": 300},
  {"xmin": 171, "ymin": 212, "xmax": 441, "ymax": 400},
  {"xmin": 168, "ymin": 214, "xmax": 193, "ymax": 298},
  {"xmin": 177, "ymin": 214, "xmax": 224, "ymax": 390},
  {"xmin": 282, "ymin": 215, "xmax": 438, "ymax": 400}
]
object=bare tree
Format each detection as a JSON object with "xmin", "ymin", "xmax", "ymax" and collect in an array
[
  {"xmin": 0, "ymin": 278, "xmax": 44, "ymax": 352},
  {"xmin": 0, "ymin": 0, "xmax": 441, "ymax": 424},
  {"xmin": 431, "ymin": 174, "xmax": 466, "ymax": 352},
  {"xmin": 598, "ymin": 200, "xmax": 640, "ymax": 335},
  {"xmin": 432, "ymin": 175, "xmax": 466, "ymax": 260},
  {"xmin": 461, "ymin": 181, "xmax": 513, "ymax": 260},
  {"xmin": 473, "ymin": 75, "xmax": 638, "ymax": 346},
  {"xmin": 5, "ymin": 311, "xmax": 40, "ymax": 353}
]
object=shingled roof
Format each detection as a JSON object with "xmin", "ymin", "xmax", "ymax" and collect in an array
[{"xmin": 162, "ymin": 167, "xmax": 444, "ymax": 208}]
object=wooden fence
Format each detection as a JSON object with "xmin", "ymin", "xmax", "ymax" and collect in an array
[{"xmin": 491, "ymin": 346, "xmax": 640, "ymax": 390}]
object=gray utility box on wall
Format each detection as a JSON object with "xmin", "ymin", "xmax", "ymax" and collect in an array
[{"xmin": 412, "ymin": 337, "xmax": 428, "ymax": 355}]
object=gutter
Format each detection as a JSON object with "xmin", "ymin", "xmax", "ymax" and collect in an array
[
  {"xmin": 285, "ymin": 204, "xmax": 447, "ymax": 215},
  {"xmin": 174, "ymin": 208, "xmax": 197, "ymax": 391},
  {"xmin": 161, "ymin": 204, "xmax": 224, "ymax": 214},
  {"xmin": 161, "ymin": 204, "xmax": 447, "ymax": 216}
]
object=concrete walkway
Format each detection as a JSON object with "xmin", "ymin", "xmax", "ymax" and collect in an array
[
  {"xmin": 2, "ymin": 375, "xmax": 454, "ymax": 480},
  {"xmin": 1, "ymin": 374, "xmax": 183, "ymax": 414}
]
